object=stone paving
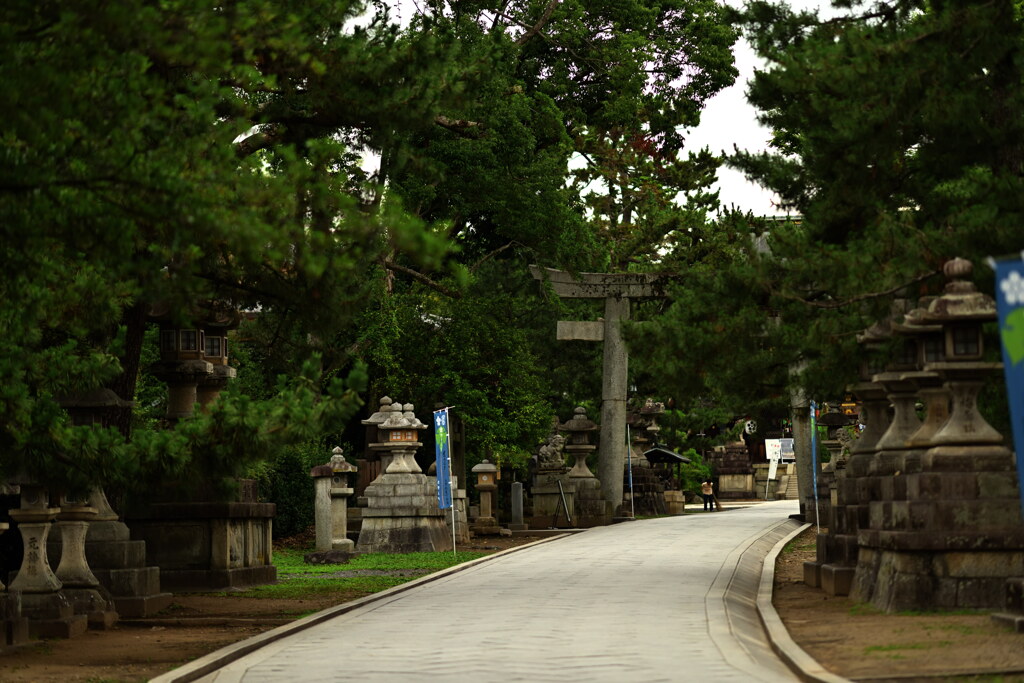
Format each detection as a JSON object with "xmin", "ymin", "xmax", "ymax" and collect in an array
[{"xmin": 160, "ymin": 500, "xmax": 806, "ymax": 683}]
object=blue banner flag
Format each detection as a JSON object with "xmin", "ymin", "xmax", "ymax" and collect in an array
[
  {"xmin": 434, "ymin": 408, "xmax": 453, "ymax": 510},
  {"xmin": 995, "ymin": 258, "xmax": 1024, "ymax": 517}
]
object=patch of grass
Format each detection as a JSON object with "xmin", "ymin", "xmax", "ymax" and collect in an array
[
  {"xmin": 224, "ymin": 547, "xmax": 492, "ymax": 599},
  {"xmin": 849, "ymin": 602, "xmax": 883, "ymax": 616}
]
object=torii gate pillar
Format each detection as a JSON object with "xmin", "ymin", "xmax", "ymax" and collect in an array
[{"xmin": 530, "ymin": 266, "xmax": 668, "ymax": 514}]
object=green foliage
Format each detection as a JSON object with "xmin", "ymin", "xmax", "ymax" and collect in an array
[
  {"xmin": 252, "ymin": 441, "xmax": 326, "ymax": 539},
  {"xmin": 0, "ymin": 0, "xmax": 459, "ymax": 493},
  {"xmin": 677, "ymin": 448, "xmax": 712, "ymax": 495},
  {"xmin": 640, "ymin": 0, "xmax": 1024, "ymax": 420}
]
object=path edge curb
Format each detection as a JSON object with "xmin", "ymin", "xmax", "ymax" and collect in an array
[
  {"xmin": 149, "ymin": 534, "xmax": 572, "ymax": 683},
  {"xmin": 756, "ymin": 522, "xmax": 853, "ymax": 683}
]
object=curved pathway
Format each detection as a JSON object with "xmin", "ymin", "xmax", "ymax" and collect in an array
[{"xmin": 159, "ymin": 500, "xmax": 807, "ymax": 683}]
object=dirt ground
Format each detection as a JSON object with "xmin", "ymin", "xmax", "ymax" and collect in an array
[
  {"xmin": 3, "ymin": 525, "xmax": 1024, "ymax": 682},
  {"xmin": 773, "ymin": 525, "xmax": 1024, "ymax": 682}
]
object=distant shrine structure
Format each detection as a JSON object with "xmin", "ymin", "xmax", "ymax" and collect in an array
[{"xmin": 529, "ymin": 266, "xmax": 669, "ymax": 515}]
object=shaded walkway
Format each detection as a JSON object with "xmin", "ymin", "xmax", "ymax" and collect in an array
[{"xmin": 157, "ymin": 500, "xmax": 805, "ymax": 682}]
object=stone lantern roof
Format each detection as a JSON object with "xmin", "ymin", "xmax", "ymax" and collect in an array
[
  {"xmin": 558, "ymin": 406, "xmax": 598, "ymax": 439},
  {"xmin": 923, "ymin": 258, "xmax": 997, "ymax": 324},
  {"xmin": 361, "ymin": 396, "xmax": 393, "ymax": 426}
]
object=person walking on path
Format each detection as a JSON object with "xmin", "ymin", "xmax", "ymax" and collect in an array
[{"xmin": 701, "ymin": 480, "xmax": 715, "ymax": 511}]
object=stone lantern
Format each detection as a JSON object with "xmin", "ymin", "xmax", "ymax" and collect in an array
[
  {"xmin": 858, "ymin": 258, "xmax": 1024, "ymax": 612},
  {"xmin": 197, "ymin": 311, "xmax": 239, "ymax": 409},
  {"xmin": 559, "ymin": 407, "xmax": 609, "ymax": 525},
  {"xmin": 356, "ymin": 400, "xmax": 451, "ymax": 553},
  {"xmin": 814, "ymin": 320, "xmax": 894, "ymax": 597},
  {"xmin": 470, "ymin": 459, "xmax": 500, "ymax": 535},
  {"xmin": 360, "ymin": 396, "xmax": 394, "ymax": 486},
  {"xmin": 149, "ymin": 307, "xmax": 214, "ymax": 421},
  {"xmin": 561, "ymin": 407, "xmax": 599, "ymax": 479}
]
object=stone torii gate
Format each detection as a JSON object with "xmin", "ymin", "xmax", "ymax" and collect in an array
[{"xmin": 530, "ymin": 266, "xmax": 669, "ymax": 514}]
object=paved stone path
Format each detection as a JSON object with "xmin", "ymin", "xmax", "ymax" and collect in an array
[{"xmin": 171, "ymin": 500, "xmax": 805, "ymax": 683}]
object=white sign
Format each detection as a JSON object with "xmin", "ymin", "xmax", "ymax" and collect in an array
[
  {"xmin": 766, "ymin": 439, "xmax": 782, "ymax": 462},
  {"xmin": 780, "ymin": 438, "xmax": 795, "ymax": 462}
]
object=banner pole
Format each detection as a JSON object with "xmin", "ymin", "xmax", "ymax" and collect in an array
[
  {"xmin": 448, "ymin": 419, "xmax": 456, "ymax": 558},
  {"xmin": 810, "ymin": 401, "xmax": 820, "ymax": 535},
  {"xmin": 627, "ymin": 424, "xmax": 634, "ymax": 518}
]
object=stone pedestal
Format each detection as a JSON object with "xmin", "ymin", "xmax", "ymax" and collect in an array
[
  {"xmin": 0, "ymin": 521, "xmax": 29, "ymax": 649},
  {"xmin": 51, "ymin": 502, "xmax": 118, "ymax": 629},
  {"xmin": 663, "ymin": 490, "xmax": 685, "ymax": 514},
  {"xmin": 78, "ymin": 489, "xmax": 172, "ymax": 618},
  {"xmin": 708, "ymin": 443, "xmax": 755, "ymax": 499},
  {"xmin": 357, "ymin": 471, "xmax": 452, "ymax": 552},
  {"xmin": 992, "ymin": 578, "xmax": 1024, "ymax": 633},
  {"xmin": 128, "ymin": 500, "xmax": 276, "ymax": 591},
  {"xmin": 530, "ymin": 470, "xmax": 575, "ymax": 528},
  {"xmin": 9, "ymin": 489, "xmax": 87, "ymax": 639}
]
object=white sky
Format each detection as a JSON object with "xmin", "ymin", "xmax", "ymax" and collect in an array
[
  {"xmin": 385, "ymin": 0, "xmax": 831, "ymax": 218},
  {"xmin": 684, "ymin": 0, "xmax": 831, "ymax": 216}
]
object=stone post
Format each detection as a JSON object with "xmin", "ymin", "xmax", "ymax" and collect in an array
[
  {"xmin": 509, "ymin": 482, "xmax": 527, "ymax": 532},
  {"xmin": 311, "ymin": 465, "xmax": 333, "ymax": 552}
]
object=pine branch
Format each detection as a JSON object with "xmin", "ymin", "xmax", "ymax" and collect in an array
[
  {"xmin": 435, "ymin": 115, "xmax": 484, "ymax": 136},
  {"xmin": 470, "ymin": 241, "xmax": 520, "ymax": 273},
  {"xmin": 381, "ymin": 257, "xmax": 462, "ymax": 298},
  {"xmin": 515, "ymin": 0, "xmax": 561, "ymax": 46},
  {"xmin": 772, "ymin": 270, "xmax": 939, "ymax": 310}
]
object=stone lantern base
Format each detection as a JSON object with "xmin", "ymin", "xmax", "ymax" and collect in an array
[
  {"xmin": 572, "ymin": 476, "xmax": 611, "ymax": 527},
  {"xmin": 356, "ymin": 473, "xmax": 452, "ymax": 553},
  {"xmin": 528, "ymin": 470, "xmax": 575, "ymax": 529},
  {"xmin": 851, "ymin": 444, "xmax": 1024, "ymax": 612},
  {"xmin": 20, "ymin": 593, "xmax": 88, "ymax": 639}
]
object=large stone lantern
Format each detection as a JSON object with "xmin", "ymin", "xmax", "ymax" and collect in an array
[
  {"xmin": 356, "ymin": 400, "xmax": 451, "ymax": 553},
  {"xmin": 861, "ymin": 258, "xmax": 1024, "ymax": 612},
  {"xmin": 559, "ymin": 407, "xmax": 609, "ymax": 526},
  {"xmin": 814, "ymin": 319, "xmax": 893, "ymax": 597}
]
